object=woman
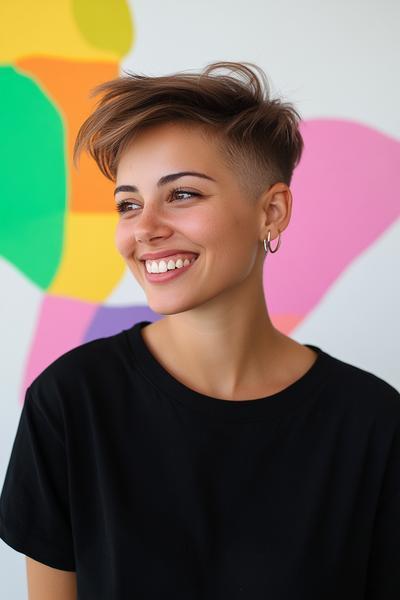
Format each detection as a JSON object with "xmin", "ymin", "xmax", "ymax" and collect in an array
[{"xmin": 1, "ymin": 61, "xmax": 399, "ymax": 599}]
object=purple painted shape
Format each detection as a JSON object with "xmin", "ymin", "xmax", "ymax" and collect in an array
[
  {"xmin": 265, "ymin": 119, "xmax": 400, "ymax": 314},
  {"xmin": 83, "ymin": 305, "xmax": 161, "ymax": 343}
]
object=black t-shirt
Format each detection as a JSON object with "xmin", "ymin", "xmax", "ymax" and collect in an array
[{"xmin": 1, "ymin": 320, "xmax": 399, "ymax": 599}]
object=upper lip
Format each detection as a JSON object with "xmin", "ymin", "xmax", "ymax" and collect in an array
[{"xmin": 138, "ymin": 249, "xmax": 200, "ymax": 261}]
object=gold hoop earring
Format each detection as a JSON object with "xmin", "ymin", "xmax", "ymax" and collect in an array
[{"xmin": 263, "ymin": 230, "xmax": 281, "ymax": 255}]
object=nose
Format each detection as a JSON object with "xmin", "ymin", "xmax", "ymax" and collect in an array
[{"xmin": 132, "ymin": 203, "xmax": 173, "ymax": 244}]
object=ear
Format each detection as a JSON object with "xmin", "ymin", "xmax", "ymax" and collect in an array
[{"xmin": 259, "ymin": 182, "xmax": 293, "ymax": 240}]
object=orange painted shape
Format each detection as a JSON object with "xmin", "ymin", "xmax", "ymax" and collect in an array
[
  {"xmin": 15, "ymin": 57, "xmax": 118, "ymax": 212},
  {"xmin": 270, "ymin": 314, "xmax": 304, "ymax": 335}
]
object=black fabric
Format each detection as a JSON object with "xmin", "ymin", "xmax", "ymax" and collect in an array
[{"xmin": 1, "ymin": 319, "xmax": 399, "ymax": 599}]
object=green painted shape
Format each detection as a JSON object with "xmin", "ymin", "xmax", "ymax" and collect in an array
[
  {"xmin": 71, "ymin": 0, "xmax": 133, "ymax": 57},
  {"xmin": 0, "ymin": 66, "xmax": 66, "ymax": 289}
]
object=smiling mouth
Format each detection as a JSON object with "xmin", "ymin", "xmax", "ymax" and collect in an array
[
  {"xmin": 141, "ymin": 255, "xmax": 199, "ymax": 279},
  {"xmin": 141, "ymin": 255, "xmax": 199, "ymax": 272}
]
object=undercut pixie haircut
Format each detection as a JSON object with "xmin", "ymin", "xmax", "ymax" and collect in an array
[{"xmin": 73, "ymin": 61, "xmax": 304, "ymax": 202}]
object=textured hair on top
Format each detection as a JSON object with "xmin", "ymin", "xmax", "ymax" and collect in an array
[{"xmin": 73, "ymin": 61, "xmax": 304, "ymax": 201}]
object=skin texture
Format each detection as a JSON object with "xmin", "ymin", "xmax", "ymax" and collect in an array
[
  {"xmin": 26, "ymin": 557, "xmax": 77, "ymax": 599},
  {"xmin": 115, "ymin": 121, "xmax": 317, "ymax": 401}
]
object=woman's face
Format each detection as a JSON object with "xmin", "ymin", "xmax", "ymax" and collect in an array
[{"xmin": 114, "ymin": 121, "xmax": 271, "ymax": 315}]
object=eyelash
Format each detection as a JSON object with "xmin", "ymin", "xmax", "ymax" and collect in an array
[{"xmin": 115, "ymin": 187, "xmax": 199, "ymax": 214}]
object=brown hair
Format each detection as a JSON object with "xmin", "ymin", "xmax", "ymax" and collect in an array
[{"xmin": 73, "ymin": 61, "xmax": 304, "ymax": 201}]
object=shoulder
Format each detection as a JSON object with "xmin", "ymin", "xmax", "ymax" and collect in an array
[
  {"xmin": 27, "ymin": 329, "xmax": 130, "ymax": 409},
  {"xmin": 320, "ymin": 349, "xmax": 400, "ymax": 423}
]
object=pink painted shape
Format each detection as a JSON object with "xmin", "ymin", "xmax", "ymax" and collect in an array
[
  {"xmin": 265, "ymin": 119, "xmax": 400, "ymax": 314},
  {"xmin": 21, "ymin": 295, "xmax": 98, "ymax": 405}
]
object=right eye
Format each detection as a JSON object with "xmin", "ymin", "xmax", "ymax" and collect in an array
[{"xmin": 115, "ymin": 200, "xmax": 139, "ymax": 214}]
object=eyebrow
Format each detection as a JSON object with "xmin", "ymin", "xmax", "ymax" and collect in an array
[{"xmin": 114, "ymin": 171, "xmax": 216, "ymax": 196}]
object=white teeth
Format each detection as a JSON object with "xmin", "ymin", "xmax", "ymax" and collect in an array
[
  {"xmin": 145, "ymin": 256, "xmax": 196, "ymax": 274},
  {"xmin": 161, "ymin": 260, "xmax": 168, "ymax": 273}
]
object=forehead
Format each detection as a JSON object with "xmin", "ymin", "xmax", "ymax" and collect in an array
[{"xmin": 117, "ymin": 122, "xmax": 220, "ymax": 171}]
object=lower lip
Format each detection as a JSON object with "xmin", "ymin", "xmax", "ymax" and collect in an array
[{"xmin": 143, "ymin": 256, "xmax": 199, "ymax": 284}]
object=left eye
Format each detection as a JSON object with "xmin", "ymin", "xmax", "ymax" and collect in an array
[{"xmin": 170, "ymin": 189, "xmax": 198, "ymax": 201}]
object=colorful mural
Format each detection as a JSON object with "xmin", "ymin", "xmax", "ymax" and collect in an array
[{"xmin": 0, "ymin": 0, "xmax": 398, "ymax": 411}]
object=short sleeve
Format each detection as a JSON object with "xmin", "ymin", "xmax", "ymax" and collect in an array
[
  {"xmin": 365, "ymin": 422, "xmax": 400, "ymax": 599},
  {"xmin": 0, "ymin": 385, "xmax": 75, "ymax": 571}
]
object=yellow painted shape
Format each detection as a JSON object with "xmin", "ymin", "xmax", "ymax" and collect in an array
[
  {"xmin": 0, "ymin": 0, "xmax": 133, "ymax": 62},
  {"xmin": 48, "ymin": 212, "xmax": 125, "ymax": 302},
  {"xmin": 72, "ymin": 0, "xmax": 133, "ymax": 57}
]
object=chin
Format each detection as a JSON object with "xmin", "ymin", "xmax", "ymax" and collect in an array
[{"xmin": 145, "ymin": 295, "xmax": 202, "ymax": 317}]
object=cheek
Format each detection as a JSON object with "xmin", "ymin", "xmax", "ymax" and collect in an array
[
  {"xmin": 196, "ymin": 216, "xmax": 252, "ymax": 275},
  {"xmin": 204, "ymin": 209, "xmax": 258, "ymax": 270},
  {"xmin": 202, "ymin": 210, "xmax": 250, "ymax": 251},
  {"xmin": 114, "ymin": 223, "xmax": 133, "ymax": 259}
]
